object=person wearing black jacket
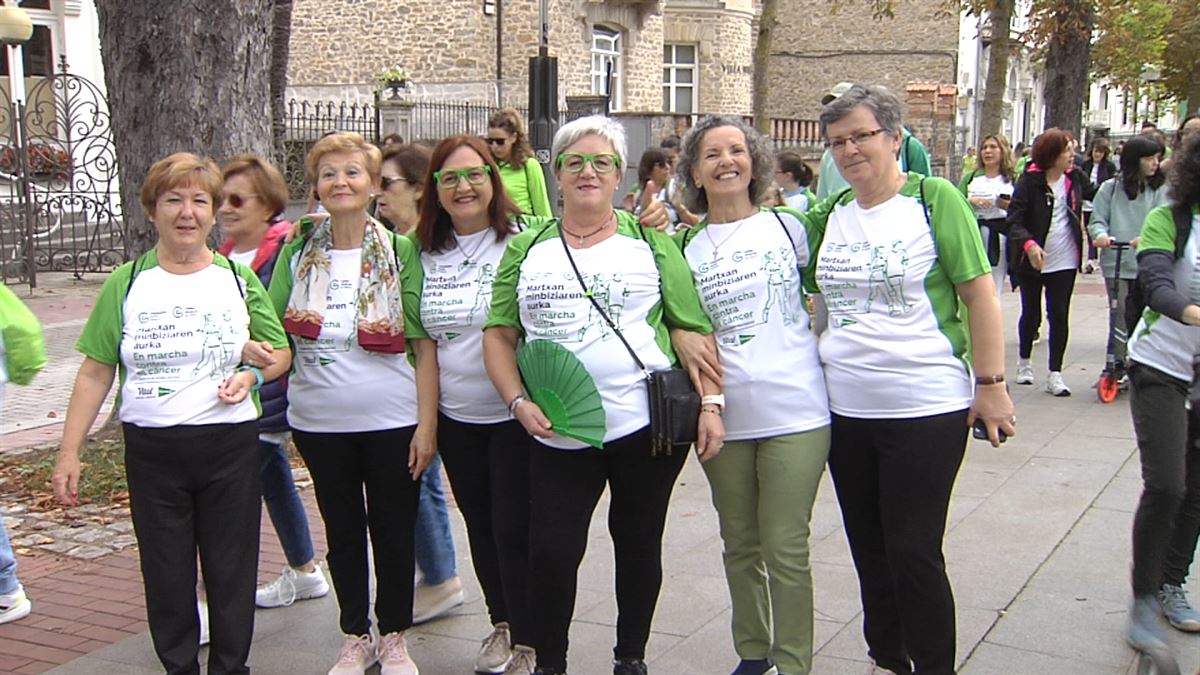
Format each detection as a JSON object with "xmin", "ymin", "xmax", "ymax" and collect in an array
[
  {"xmin": 1082, "ymin": 138, "xmax": 1119, "ymax": 271},
  {"xmin": 1007, "ymin": 128, "xmax": 1093, "ymax": 396}
]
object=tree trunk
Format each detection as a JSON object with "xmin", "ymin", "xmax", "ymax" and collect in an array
[
  {"xmin": 1042, "ymin": 0, "xmax": 1094, "ymax": 137},
  {"xmin": 752, "ymin": 0, "xmax": 778, "ymax": 136},
  {"xmin": 95, "ymin": 0, "xmax": 275, "ymax": 257},
  {"xmin": 270, "ymin": 0, "xmax": 294, "ymax": 168},
  {"xmin": 979, "ymin": 0, "xmax": 1012, "ymax": 141}
]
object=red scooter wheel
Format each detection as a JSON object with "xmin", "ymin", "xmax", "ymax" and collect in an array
[{"xmin": 1097, "ymin": 373, "xmax": 1119, "ymax": 403}]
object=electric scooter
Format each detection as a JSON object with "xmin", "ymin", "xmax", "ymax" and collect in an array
[{"xmin": 1097, "ymin": 241, "xmax": 1133, "ymax": 403}]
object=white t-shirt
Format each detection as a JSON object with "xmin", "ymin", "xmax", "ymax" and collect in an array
[
  {"xmin": 420, "ymin": 229, "xmax": 512, "ymax": 424},
  {"xmin": 1042, "ymin": 176, "xmax": 1079, "ymax": 273},
  {"xmin": 287, "ymin": 248, "xmax": 419, "ymax": 432},
  {"xmin": 118, "ymin": 266, "xmax": 256, "ymax": 426},
  {"xmin": 813, "ymin": 176, "xmax": 989, "ymax": 418},
  {"xmin": 784, "ymin": 190, "xmax": 811, "ymax": 213},
  {"xmin": 227, "ymin": 248, "xmax": 257, "ymax": 267},
  {"xmin": 966, "ymin": 174, "xmax": 1012, "ymax": 221},
  {"xmin": 681, "ymin": 210, "xmax": 829, "ymax": 440}
]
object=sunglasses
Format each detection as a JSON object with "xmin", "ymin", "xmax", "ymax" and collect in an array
[
  {"xmin": 556, "ymin": 152, "xmax": 621, "ymax": 174},
  {"xmin": 223, "ymin": 193, "xmax": 257, "ymax": 208},
  {"xmin": 434, "ymin": 164, "xmax": 492, "ymax": 189},
  {"xmin": 484, "ymin": 137, "xmax": 509, "ymax": 146},
  {"xmin": 381, "ymin": 175, "xmax": 417, "ymax": 190}
]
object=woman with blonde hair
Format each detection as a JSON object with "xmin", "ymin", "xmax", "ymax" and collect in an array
[
  {"xmin": 958, "ymin": 133, "xmax": 1016, "ymax": 295},
  {"xmin": 267, "ymin": 132, "xmax": 436, "ymax": 675},
  {"xmin": 487, "ymin": 108, "xmax": 553, "ymax": 217}
]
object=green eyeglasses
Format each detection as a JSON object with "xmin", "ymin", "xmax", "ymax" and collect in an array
[
  {"xmin": 434, "ymin": 164, "xmax": 492, "ymax": 189},
  {"xmin": 556, "ymin": 152, "xmax": 621, "ymax": 174}
]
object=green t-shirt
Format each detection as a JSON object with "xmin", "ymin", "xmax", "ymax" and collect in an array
[
  {"xmin": 498, "ymin": 157, "xmax": 553, "ymax": 217},
  {"xmin": 484, "ymin": 210, "xmax": 711, "ymax": 448},
  {"xmin": 76, "ymin": 250, "xmax": 288, "ymax": 427}
]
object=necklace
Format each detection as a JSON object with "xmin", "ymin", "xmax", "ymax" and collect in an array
[
  {"xmin": 704, "ymin": 216, "xmax": 750, "ymax": 258},
  {"xmin": 562, "ymin": 212, "xmax": 614, "ymax": 246},
  {"xmin": 452, "ymin": 228, "xmax": 489, "ymax": 263}
]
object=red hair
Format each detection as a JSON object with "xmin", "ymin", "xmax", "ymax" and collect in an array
[{"xmin": 1031, "ymin": 128, "xmax": 1072, "ymax": 170}]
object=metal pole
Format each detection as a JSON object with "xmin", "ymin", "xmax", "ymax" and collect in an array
[
  {"xmin": 528, "ymin": 0, "xmax": 558, "ymax": 214},
  {"xmin": 495, "ymin": 0, "xmax": 503, "ymax": 106}
]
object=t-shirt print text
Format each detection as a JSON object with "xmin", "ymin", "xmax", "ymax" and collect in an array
[{"xmin": 819, "ymin": 238, "xmax": 914, "ymax": 323}]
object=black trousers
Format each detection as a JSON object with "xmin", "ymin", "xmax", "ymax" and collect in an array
[
  {"xmin": 438, "ymin": 414, "xmax": 533, "ymax": 645},
  {"xmin": 827, "ymin": 411, "xmax": 968, "ymax": 675},
  {"xmin": 124, "ymin": 421, "xmax": 260, "ymax": 675},
  {"xmin": 292, "ymin": 427, "xmax": 420, "ymax": 636},
  {"xmin": 1129, "ymin": 363, "xmax": 1200, "ymax": 594},
  {"xmin": 1017, "ymin": 268, "xmax": 1077, "ymax": 371},
  {"xmin": 529, "ymin": 427, "xmax": 687, "ymax": 671}
]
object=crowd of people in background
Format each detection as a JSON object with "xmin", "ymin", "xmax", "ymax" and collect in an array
[{"xmin": 0, "ymin": 84, "xmax": 1192, "ymax": 675}]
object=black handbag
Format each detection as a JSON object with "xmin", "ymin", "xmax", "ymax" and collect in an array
[{"xmin": 557, "ymin": 226, "xmax": 699, "ymax": 456}]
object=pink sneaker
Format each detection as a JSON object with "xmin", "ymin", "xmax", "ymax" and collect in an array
[
  {"xmin": 328, "ymin": 633, "xmax": 377, "ymax": 675},
  {"xmin": 379, "ymin": 632, "xmax": 419, "ymax": 675}
]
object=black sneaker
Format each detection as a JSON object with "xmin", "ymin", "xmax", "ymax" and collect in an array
[
  {"xmin": 613, "ymin": 658, "xmax": 648, "ymax": 675},
  {"xmin": 533, "ymin": 668, "xmax": 566, "ymax": 675},
  {"xmin": 731, "ymin": 659, "xmax": 777, "ymax": 675}
]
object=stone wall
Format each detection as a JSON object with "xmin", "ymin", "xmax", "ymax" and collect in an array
[
  {"xmin": 769, "ymin": 0, "xmax": 959, "ymax": 120},
  {"xmin": 664, "ymin": 0, "xmax": 756, "ymax": 116}
]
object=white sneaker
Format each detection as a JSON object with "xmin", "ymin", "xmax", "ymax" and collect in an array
[
  {"xmin": 1016, "ymin": 359, "xmax": 1034, "ymax": 385},
  {"xmin": 1046, "ymin": 371, "xmax": 1071, "ymax": 397},
  {"xmin": 378, "ymin": 632, "xmax": 419, "ymax": 675},
  {"xmin": 503, "ymin": 645, "xmax": 536, "ymax": 675},
  {"xmin": 329, "ymin": 633, "xmax": 377, "ymax": 675},
  {"xmin": 0, "ymin": 584, "xmax": 32, "ymax": 625},
  {"xmin": 412, "ymin": 576, "xmax": 463, "ymax": 624},
  {"xmin": 476, "ymin": 622, "xmax": 513, "ymax": 673},
  {"xmin": 198, "ymin": 600, "xmax": 209, "ymax": 646},
  {"xmin": 256, "ymin": 564, "xmax": 331, "ymax": 608}
]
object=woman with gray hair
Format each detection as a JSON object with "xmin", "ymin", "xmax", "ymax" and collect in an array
[
  {"xmin": 671, "ymin": 115, "xmax": 830, "ymax": 675},
  {"xmin": 483, "ymin": 115, "xmax": 724, "ymax": 675},
  {"xmin": 805, "ymin": 84, "xmax": 1015, "ymax": 674}
]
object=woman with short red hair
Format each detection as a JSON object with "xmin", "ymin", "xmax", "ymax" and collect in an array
[{"xmin": 1007, "ymin": 128, "xmax": 1090, "ymax": 396}]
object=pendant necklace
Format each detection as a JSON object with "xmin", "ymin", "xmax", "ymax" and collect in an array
[
  {"xmin": 452, "ymin": 229, "xmax": 489, "ymax": 264},
  {"xmin": 704, "ymin": 216, "xmax": 749, "ymax": 259},
  {"xmin": 562, "ymin": 212, "xmax": 614, "ymax": 246}
]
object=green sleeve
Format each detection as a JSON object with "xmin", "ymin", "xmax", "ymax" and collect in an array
[
  {"xmin": 956, "ymin": 170, "xmax": 976, "ymax": 198},
  {"xmin": 267, "ymin": 238, "xmax": 303, "ymax": 319},
  {"xmin": 239, "ymin": 267, "xmax": 288, "ymax": 349},
  {"xmin": 1138, "ymin": 206, "xmax": 1178, "ymax": 254},
  {"xmin": 483, "ymin": 228, "xmax": 542, "ymax": 335},
  {"xmin": 905, "ymin": 134, "xmax": 932, "ymax": 176},
  {"xmin": 639, "ymin": 215, "xmax": 712, "ymax": 335},
  {"xmin": 395, "ymin": 233, "xmax": 427, "ymax": 339},
  {"xmin": 926, "ymin": 177, "xmax": 990, "ymax": 283},
  {"xmin": 75, "ymin": 264, "xmax": 134, "ymax": 365},
  {"xmin": 770, "ymin": 206, "xmax": 824, "ymax": 294},
  {"xmin": 525, "ymin": 158, "xmax": 553, "ymax": 217},
  {"xmin": 1088, "ymin": 180, "xmax": 1115, "ymax": 240},
  {"xmin": 794, "ymin": 190, "xmax": 846, "ymax": 292}
]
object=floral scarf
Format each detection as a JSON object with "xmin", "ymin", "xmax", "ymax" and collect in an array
[{"xmin": 283, "ymin": 216, "xmax": 406, "ymax": 353}]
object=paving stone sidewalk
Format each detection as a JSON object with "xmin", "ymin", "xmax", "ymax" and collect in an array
[{"xmin": 1, "ymin": 273, "xmax": 1197, "ymax": 674}]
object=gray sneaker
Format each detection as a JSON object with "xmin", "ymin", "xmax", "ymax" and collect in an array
[
  {"xmin": 503, "ymin": 645, "xmax": 536, "ymax": 675},
  {"xmin": 476, "ymin": 622, "xmax": 513, "ymax": 673},
  {"xmin": 1128, "ymin": 594, "xmax": 1169, "ymax": 652},
  {"xmin": 1158, "ymin": 584, "xmax": 1200, "ymax": 632}
]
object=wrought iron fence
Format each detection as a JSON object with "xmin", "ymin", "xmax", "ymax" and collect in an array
[
  {"xmin": 0, "ymin": 57, "xmax": 124, "ymax": 288},
  {"xmin": 282, "ymin": 97, "xmax": 382, "ymax": 201}
]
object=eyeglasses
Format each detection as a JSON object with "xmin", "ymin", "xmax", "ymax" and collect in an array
[
  {"xmin": 381, "ymin": 175, "xmax": 417, "ymax": 191},
  {"xmin": 557, "ymin": 152, "xmax": 621, "ymax": 174},
  {"xmin": 826, "ymin": 128, "xmax": 886, "ymax": 152},
  {"xmin": 434, "ymin": 164, "xmax": 492, "ymax": 189},
  {"xmin": 223, "ymin": 193, "xmax": 257, "ymax": 208},
  {"xmin": 484, "ymin": 137, "xmax": 509, "ymax": 146}
]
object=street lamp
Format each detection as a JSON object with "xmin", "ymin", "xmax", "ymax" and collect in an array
[{"xmin": 0, "ymin": 4, "xmax": 34, "ymax": 105}]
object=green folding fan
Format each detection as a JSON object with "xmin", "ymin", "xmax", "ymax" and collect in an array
[{"xmin": 516, "ymin": 340, "xmax": 606, "ymax": 449}]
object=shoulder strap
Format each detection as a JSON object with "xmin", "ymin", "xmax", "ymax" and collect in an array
[
  {"xmin": 1172, "ymin": 204, "xmax": 1192, "ymax": 259},
  {"xmin": 556, "ymin": 228, "xmax": 650, "ymax": 379},
  {"xmin": 219, "ymin": 254, "xmax": 247, "ymax": 300},
  {"xmin": 918, "ymin": 177, "xmax": 938, "ymax": 257},
  {"xmin": 770, "ymin": 208, "xmax": 804, "ymax": 279}
]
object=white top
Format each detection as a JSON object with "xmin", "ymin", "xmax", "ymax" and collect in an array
[
  {"xmin": 966, "ymin": 173, "xmax": 1012, "ymax": 221},
  {"xmin": 784, "ymin": 190, "xmax": 811, "ymax": 213},
  {"xmin": 1128, "ymin": 211, "xmax": 1200, "ymax": 381},
  {"xmin": 681, "ymin": 211, "xmax": 829, "ymax": 440},
  {"xmin": 1042, "ymin": 176, "xmax": 1079, "ymax": 273},
  {"xmin": 118, "ymin": 266, "xmax": 256, "ymax": 426},
  {"xmin": 227, "ymin": 248, "xmax": 257, "ymax": 267},
  {"xmin": 420, "ymin": 229, "xmax": 512, "ymax": 424},
  {"xmin": 287, "ymin": 248, "xmax": 419, "ymax": 432}
]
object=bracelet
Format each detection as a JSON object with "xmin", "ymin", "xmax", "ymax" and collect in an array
[
  {"xmin": 507, "ymin": 393, "xmax": 527, "ymax": 416},
  {"xmin": 975, "ymin": 374, "xmax": 1005, "ymax": 385},
  {"xmin": 700, "ymin": 394, "xmax": 725, "ymax": 409},
  {"xmin": 700, "ymin": 405, "xmax": 722, "ymax": 416},
  {"xmin": 237, "ymin": 364, "xmax": 264, "ymax": 392}
]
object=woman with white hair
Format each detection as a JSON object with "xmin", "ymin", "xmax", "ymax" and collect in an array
[{"xmin": 483, "ymin": 115, "xmax": 725, "ymax": 675}]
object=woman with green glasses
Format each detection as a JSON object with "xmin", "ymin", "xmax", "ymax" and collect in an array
[{"xmin": 483, "ymin": 115, "xmax": 724, "ymax": 675}]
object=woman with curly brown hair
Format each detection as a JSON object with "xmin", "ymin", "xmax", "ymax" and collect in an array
[{"xmin": 487, "ymin": 108, "xmax": 553, "ymax": 217}]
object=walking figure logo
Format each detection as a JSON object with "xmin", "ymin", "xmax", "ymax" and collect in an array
[
  {"xmin": 467, "ymin": 263, "xmax": 496, "ymax": 325},
  {"xmin": 866, "ymin": 241, "xmax": 912, "ymax": 317},
  {"xmin": 192, "ymin": 311, "xmax": 237, "ymax": 379},
  {"xmin": 760, "ymin": 248, "xmax": 796, "ymax": 325},
  {"xmin": 580, "ymin": 273, "xmax": 629, "ymax": 341}
]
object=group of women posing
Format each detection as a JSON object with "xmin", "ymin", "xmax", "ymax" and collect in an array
[{"xmin": 48, "ymin": 82, "xmax": 1017, "ymax": 675}]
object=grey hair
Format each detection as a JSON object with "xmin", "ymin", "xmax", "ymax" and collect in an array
[
  {"xmin": 818, "ymin": 84, "xmax": 904, "ymax": 141},
  {"xmin": 676, "ymin": 115, "xmax": 775, "ymax": 215},
  {"xmin": 551, "ymin": 115, "xmax": 628, "ymax": 173}
]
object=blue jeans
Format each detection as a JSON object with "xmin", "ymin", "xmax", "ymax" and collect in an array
[
  {"xmin": 414, "ymin": 454, "xmax": 456, "ymax": 584},
  {"xmin": 260, "ymin": 439, "xmax": 315, "ymax": 568},
  {"xmin": 0, "ymin": 507, "xmax": 18, "ymax": 595}
]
